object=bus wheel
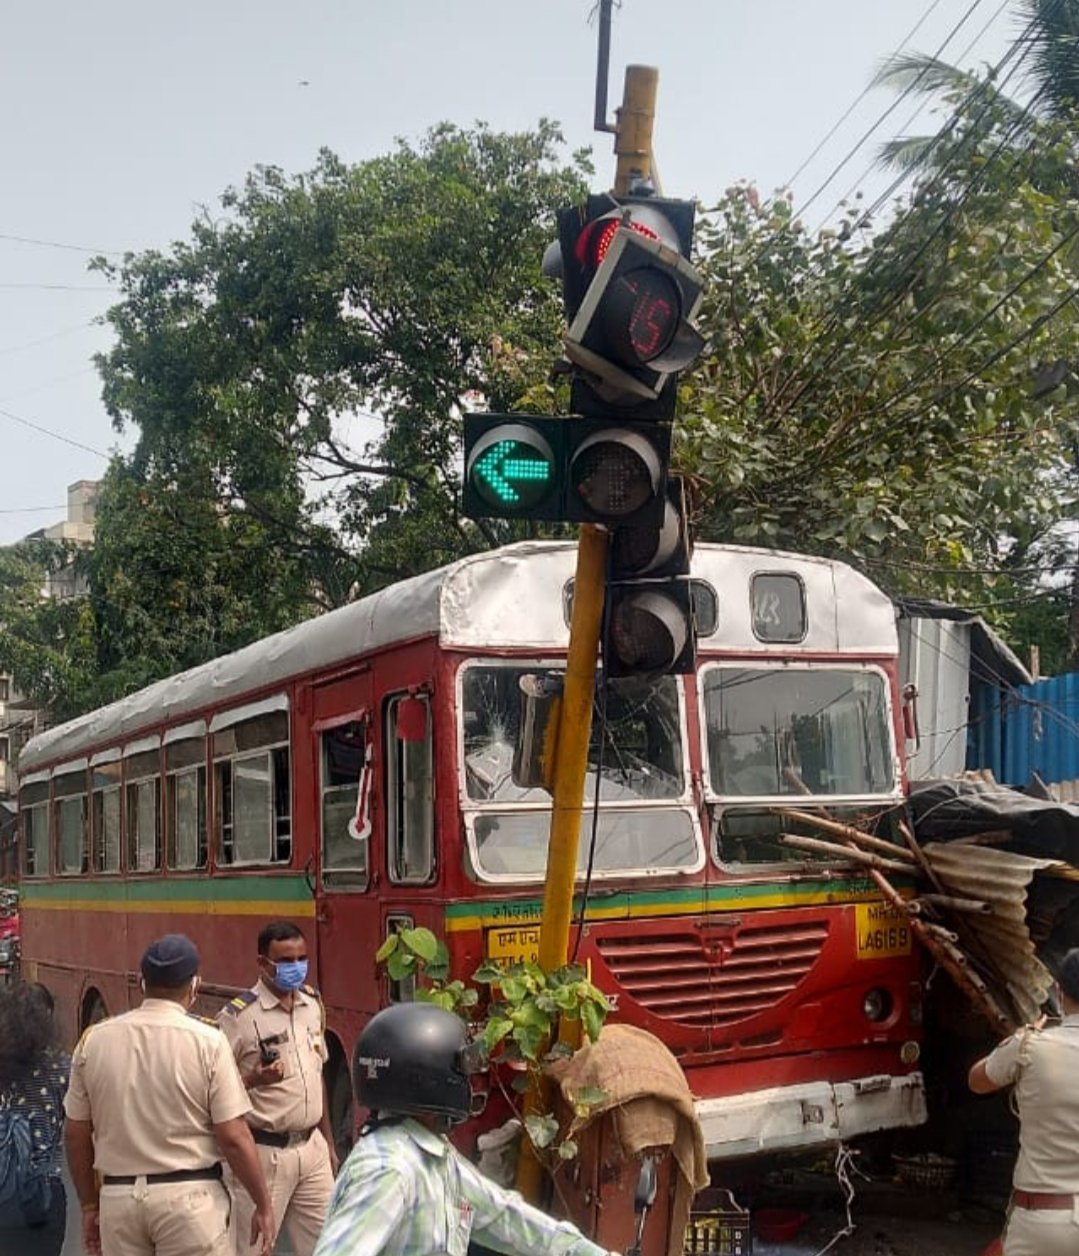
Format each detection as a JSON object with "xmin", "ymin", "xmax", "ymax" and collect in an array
[{"xmin": 326, "ymin": 1042, "xmax": 354, "ymax": 1163}]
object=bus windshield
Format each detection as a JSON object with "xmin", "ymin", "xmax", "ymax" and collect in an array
[
  {"xmin": 460, "ymin": 664, "xmax": 698, "ymax": 879},
  {"xmin": 702, "ymin": 666, "xmax": 894, "ymax": 799}
]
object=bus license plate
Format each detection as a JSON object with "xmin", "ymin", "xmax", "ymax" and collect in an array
[
  {"xmin": 486, "ymin": 925, "xmax": 541, "ymax": 965},
  {"xmin": 855, "ymin": 903, "xmax": 912, "ymax": 959}
]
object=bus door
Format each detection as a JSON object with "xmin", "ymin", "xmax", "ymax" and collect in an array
[{"xmin": 311, "ymin": 673, "xmax": 381, "ymax": 1017}]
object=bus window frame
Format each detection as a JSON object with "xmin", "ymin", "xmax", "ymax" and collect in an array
[
  {"xmin": 454, "ymin": 657, "xmax": 703, "ymax": 885},
  {"xmin": 384, "ymin": 692, "xmax": 435, "ymax": 886},
  {"xmin": 319, "ymin": 718, "xmax": 371, "ymax": 891},
  {"xmin": 212, "ymin": 708, "xmax": 292, "ymax": 869},
  {"xmin": 53, "ymin": 764, "xmax": 89, "ymax": 877},
  {"xmin": 124, "ymin": 746, "xmax": 163, "ymax": 875},
  {"xmin": 697, "ymin": 659, "xmax": 904, "ymax": 872},
  {"xmin": 19, "ymin": 775, "xmax": 51, "ymax": 879}
]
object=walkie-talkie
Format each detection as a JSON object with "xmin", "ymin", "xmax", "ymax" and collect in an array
[{"xmin": 254, "ymin": 1021, "xmax": 280, "ymax": 1065}]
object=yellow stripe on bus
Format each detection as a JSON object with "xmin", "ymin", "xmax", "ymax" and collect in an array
[{"xmin": 444, "ymin": 886, "xmax": 890, "ymax": 933}]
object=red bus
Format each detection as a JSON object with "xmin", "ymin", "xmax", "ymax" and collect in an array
[{"xmin": 15, "ymin": 540, "xmax": 925, "ymax": 1161}]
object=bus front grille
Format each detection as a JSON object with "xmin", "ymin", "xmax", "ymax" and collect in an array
[{"xmin": 596, "ymin": 919, "xmax": 831, "ymax": 1028}]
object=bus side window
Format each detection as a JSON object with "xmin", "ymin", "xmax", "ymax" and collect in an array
[
  {"xmin": 385, "ymin": 695, "xmax": 434, "ymax": 884},
  {"xmin": 321, "ymin": 722, "xmax": 369, "ymax": 888},
  {"xmin": 54, "ymin": 767, "xmax": 88, "ymax": 876},
  {"xmin": 124, "ymin": 748, "xmax": 161, "ymax": 873},
  {"xmin": 91, "ymin": 771, "xmax": 122, "ymax": 874},
  {"xmin": 213, "ymin": 710, "xmax": 291, "ymax": 866},
  {"xmin": 18, "ymin": 781, "xmax": 50, "ymax": 877},
  {"xmin": 167, "ymin": 738, "xmax": 208, "ymax": 871}
]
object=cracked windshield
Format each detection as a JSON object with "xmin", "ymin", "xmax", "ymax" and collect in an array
[{"xmin": 461, "ymin": 665, "xmax": 698, "ymax": 878}]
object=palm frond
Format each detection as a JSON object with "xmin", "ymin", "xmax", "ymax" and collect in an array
[
  {"xmin": 871, "ymin": 52, "xmax": 981, "ymax": 98},
  {"xmin": 875, "ymin": 134, "xmax": 950, "ymax": 173}
]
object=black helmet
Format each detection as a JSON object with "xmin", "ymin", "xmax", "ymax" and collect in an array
[{"xmin": 354, "ymin": 1003, "xmax": 477, "ymax": 1123}]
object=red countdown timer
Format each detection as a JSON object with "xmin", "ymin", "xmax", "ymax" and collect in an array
[{"xmin": 606, "ymin": 268, "xmax": 681, "ymax": 366}]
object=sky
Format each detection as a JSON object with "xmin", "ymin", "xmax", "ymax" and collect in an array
[{"xmin": 0, "ymin": 0, "xmax": 1019, "ymax": 544}]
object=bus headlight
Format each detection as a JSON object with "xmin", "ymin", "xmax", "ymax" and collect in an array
[{"xmin": 863, "ymin": 987, "xmax": 893, "ymax": 1022}]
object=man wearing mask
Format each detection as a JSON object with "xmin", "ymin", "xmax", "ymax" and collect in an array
[
  {"xmin": 64, "ymin": 934, "xmax": 273, "ymax": 1256},
  {"xmin": 219, "ymin": 922, "xmax": 337, "ymax": 1256}
]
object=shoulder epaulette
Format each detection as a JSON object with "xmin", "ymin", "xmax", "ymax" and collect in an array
[
  {"xmin": 221, "ymin": 990, "xmax": 259, "ymax": 1016},
  {"xmin": 300, "ymin": 983, "xmax": 321, "ymax": 999},
  {"xmin": 187, "ymin": 1011, "xmax": 220, "ymax": 1028}
]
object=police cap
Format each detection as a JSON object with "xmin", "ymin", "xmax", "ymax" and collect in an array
[{"xmin": 141, "ymin": 934, "xmax": 200, "ymax": 987}]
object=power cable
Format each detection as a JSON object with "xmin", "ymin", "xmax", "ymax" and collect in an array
[
  {"xmin": 780, "ymin": 0, "xmax": 950, "ymax": 194},
  {"xmin": 0, "ymin": 232, "xmax": 123, "ymax": 256},
  {"xmin": 0, "ymin": 284, "xmax": 116, "ymax": 293},
  {"xmin": 0, "ymin": 322, "xmax": 96, "ymax": 359},
  {"xmin": 0, "ymin": 405, "xmax": 109, "ymax": 459},
  {"xmin": 760, "ymin": 24, "xmax": 1051, "ymax": 430},
  {"xmin": 786, "ymin": 0, "xmax": 991, "ymax": 225}
]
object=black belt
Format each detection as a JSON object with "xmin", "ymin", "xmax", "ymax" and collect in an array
[
  {"xmin": 251, "ymin": 1127, "xmax": 313, "ymax": 1148},
  {"xmin": 103, "ymin": 1165, "xmax": 222, "ymax": 1186}
]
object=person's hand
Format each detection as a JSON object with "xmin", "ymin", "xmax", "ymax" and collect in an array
[
  {"xmin": 1033, "ymin": 1013, "xmax": 1049, "ymax": 1030},
  {"xmin": 251, "ymin": 1202, "xmax": 276, "ymax": 1256},
  {"xmin": 246, "ymin": 1060, "xmax": 285, "ymax": 1088},
  {"xmin": 81, "ymin": 1207, "xmax": 102, "ymax": 1255}
]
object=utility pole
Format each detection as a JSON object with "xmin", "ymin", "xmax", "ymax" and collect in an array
[{"xmin": 514, "ymin": 63, "xmax": 662, "ymax": 1203}]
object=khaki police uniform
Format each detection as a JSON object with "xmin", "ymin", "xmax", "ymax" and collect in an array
[
  {"xmin": 218, "ymin": 981, "xmax": 333, "ymax": 1256},
  {"xmin": 984, "ymin": 1014, "xmax": 1079, "ymax": 1256},
  {"xmin": 64, "ymin": 998, "xmax": 251, "ymax": 1256}
]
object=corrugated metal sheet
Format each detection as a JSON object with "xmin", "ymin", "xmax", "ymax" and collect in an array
[
  {"xmin": 922, "ymin": 843, "xmax": 1079, "ymax": 1024},
  {"xmin": 1000, "ymin": 674, "xmax": 1079, "ymax": 789}
]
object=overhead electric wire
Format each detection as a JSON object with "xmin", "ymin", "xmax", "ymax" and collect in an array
[
  {"xmin": 759, "ymin": 10, "xmax": 1061, "ymax": 442},
  {"xmin": 0, "ymin": 322, "xmax": 97, "ymax": 359},
  {"xmin": 0, "ymin": 232, "xmax": 123, "ymax": 256},
  {"xmin": 0, "ymin": 283, "xmax": 116, "ymax": 293},
  {"xmin": 768, "ymin": 0, "xmax": 991, "ymax": 246},
  {"xmin": 816, "ymin": 0, "xmax": 1014, "ymax": 228},
  {"xmin": 747, "ymin": 1, "xmax": 1060, "ymax": 429},
  {"xmin": 0, "ymin": 404, "xmax": 109, "ymax": 459},
  {"xmin": 780, "ymin": 0, "xmax": 950, "ymax": 194}
]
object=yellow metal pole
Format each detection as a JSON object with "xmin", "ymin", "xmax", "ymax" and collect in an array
[
  {"xmin": 515, "ymin": 65, "xmax": 659, "ymax": 1203},
  {"xmin": 614, "ymin": 66, "xmax": 658, "ymax": 195}
]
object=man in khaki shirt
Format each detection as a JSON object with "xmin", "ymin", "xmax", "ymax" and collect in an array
[
  {"xmin": 64, "ymin": 934, "xmax": 275, "ymax": 1256},
  {"xmin": 218, "ymin": 921, "xmax": 337, "ymax": 1256},
  {"xmin": 970, "ymin": 947, "xmax": 1079, "ymax": 1256}
]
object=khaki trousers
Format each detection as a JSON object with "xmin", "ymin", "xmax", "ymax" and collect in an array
[
  {"xmin": 100, "ymin": 1177, "xmax": 230, "ymax": 1256},
  {"xmin": 1004, "ymin": 1204, "xmax": 1079, "ymax": 1256},
  {"xmin": 226, "ymin": 1129, "xmax": 333, "ymax": 1256}
]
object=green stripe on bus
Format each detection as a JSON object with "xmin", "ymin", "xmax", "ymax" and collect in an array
[
  {"xmin": 443, "ymin": 878, "xmax": 890, "ymax": 931},
  {"xmin": 19, "ymin": 876, "xmax": 314, "ymax": 915}
]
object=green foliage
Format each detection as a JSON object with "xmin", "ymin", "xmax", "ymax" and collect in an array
[
  {"xmin": 0, "ymin": 123, "xmax": 589, "ymax": 720},
  {"xmin": 376, "ymin": 925, "xmax": 611, "ymax": 1163},
  {"xmin": 679, "ymin": 144, "xmax": 1079, "ymax": 651}
]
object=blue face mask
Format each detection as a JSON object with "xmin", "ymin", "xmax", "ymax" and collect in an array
[{"xmin": 272, "ymin": 959, "xmax": 308, "ymax": 992}]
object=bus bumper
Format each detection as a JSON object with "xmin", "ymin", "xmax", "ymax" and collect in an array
[{"xmin": 696, "ymin": 1071, "xmax": 927, "ymax": 1161}]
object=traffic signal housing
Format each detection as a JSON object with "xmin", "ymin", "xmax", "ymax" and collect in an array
[
  {"xmin": 554, "ymin": 195, "xmax": 705, "ymax": 416},
  {"xmin": 604, "ymin": 476, "xmax": 696, "ymax": 677}
]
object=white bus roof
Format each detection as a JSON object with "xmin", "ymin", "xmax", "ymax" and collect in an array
[{"xmin": 18, "ymin": 540, "xmax": 896, "ymax": 775}]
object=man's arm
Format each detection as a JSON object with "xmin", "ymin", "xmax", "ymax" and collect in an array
[
  {"xmin": 214, "ymin": 1116, "xmax": 275, "ymax": 1256},
  {"xmin": 459, "ymin": 1152, "xmax": 607, "ymax": 1256},
  {"xmin": 318, "ymin": 1078, "xmax": 340, "ymax": 1175},
  {"xmin": 968, "ymin": 1059, "xmax": 1005, "ymax": 1094},
  {"xmin": 312, "ymin": 1160, "xmax": 409, "ymax": 1256},
  {"xmin": 64, "ymin": 1118, "xmax": 101, "ymax": 1256}
]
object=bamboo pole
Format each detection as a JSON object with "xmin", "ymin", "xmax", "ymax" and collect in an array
[
  {"xmin": 778, "ymin": 832, "xmax": 915, "ymax": 876},
  {"xmin": 783, "ymin": 808, "xmax": 917, "ymax": 863}
]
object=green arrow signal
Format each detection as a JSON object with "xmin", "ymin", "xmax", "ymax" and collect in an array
[{"xmin": 475, "ymin": 439, "xmax": 552, "ymax": 503}]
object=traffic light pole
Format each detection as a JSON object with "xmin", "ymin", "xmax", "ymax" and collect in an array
[{"xmin": 515, "ymin": 64, "xmax": 659, "ymax": 1203}]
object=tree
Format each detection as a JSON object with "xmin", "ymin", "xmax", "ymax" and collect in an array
[
  {"xmin": 678, "ymin": 152, "xmax": 1079, "ymax": 639},
  {"xmin": 875, "ymin": 0, "xmax": 1079, "ymax": 174},
  {"xmin": 93, "ymin": 122, "xmax": 590, "ymax": 596},
  {"xmin": 0, "ymin": 123, "xmax": 590, "ymax": 720}
]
